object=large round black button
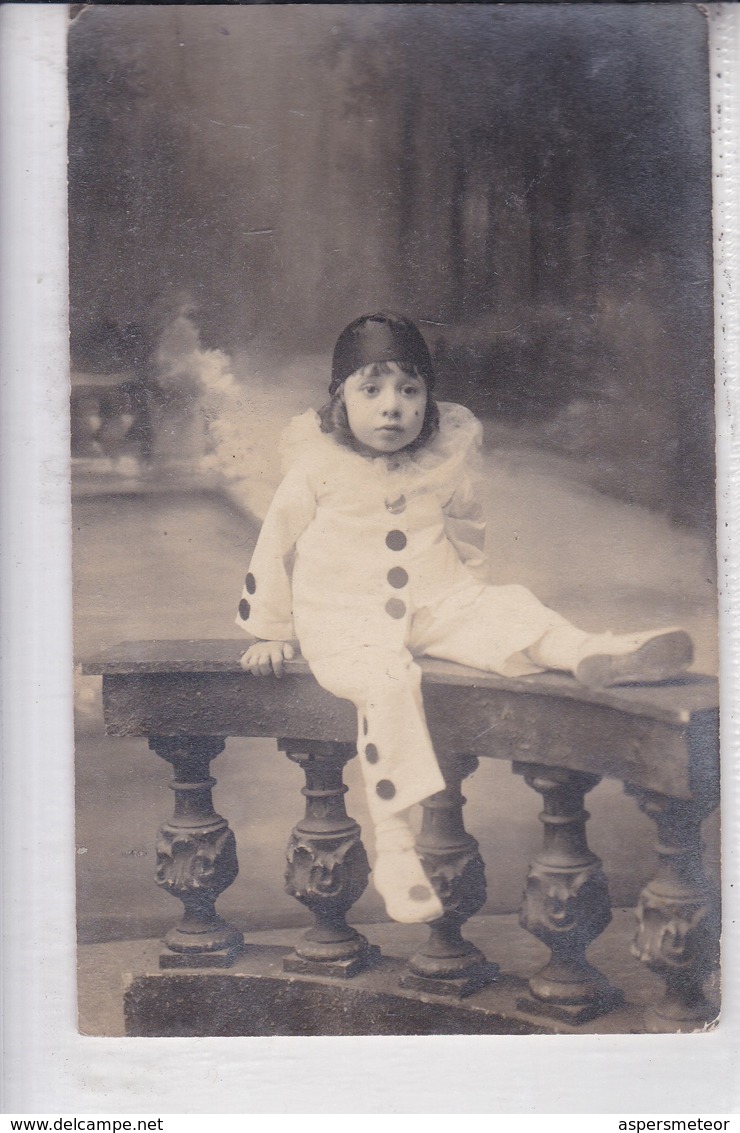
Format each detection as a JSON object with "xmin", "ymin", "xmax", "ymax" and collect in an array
[
  {"xmin": 387, "ymin": 567, "xmax": 408, "ymax": 589},
  {"xmin": 376, "ymin": 779, "xmax": 396, "ymax": 800},
  {"xmin": 386, "ymin": 530, "xmax": 407, "ymax": 551},
  {"xmin": 245, "ymin": 572, "xmax": 256, "ymax": 595},
  {"xmin": 238, "ymin": 599, "xmax": 250, "ymax": 620},
  {"xmin": 385, "ymin": 598, "xmax": 406, "ymax": 619}
]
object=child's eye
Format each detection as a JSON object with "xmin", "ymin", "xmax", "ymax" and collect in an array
[
  {"xmin": 402, "ymin": 384, "xmax": 422, "ymax": 397},
  {"xmin": 362, "ymin": 385, "xmax": 379, "ymax": 396}
]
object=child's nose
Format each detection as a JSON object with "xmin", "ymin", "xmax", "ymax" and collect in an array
[{"xmin": 380, "ymin": 391, "xmax": 402, "ymax": 416}]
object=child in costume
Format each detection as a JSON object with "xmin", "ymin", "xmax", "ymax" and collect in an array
[{"xmin": 237, "ymin": 312, "xmax": 693, "ymax": 925}]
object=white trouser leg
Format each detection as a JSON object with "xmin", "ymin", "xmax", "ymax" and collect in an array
[
  {"xmin": 524, "ymin": 623, "xmax": 593, "ymax": 671},
  {"xmin": 408, "ymin": 585, "xmax": 693, "ymax": 687},
  {"xmin": 409, "ymin": 583, "xmax": 574, "ymax": 677},
  {"xmin": 308, "ymin": 646, "xmax": 445, "ymax": 822},
  {"xmin": 372, "ymin": 810, "xmax": 443, "ymax": 923},
  {"xmin": 308, "ymin": 646, "xmax": 445, "ymax": 923}
]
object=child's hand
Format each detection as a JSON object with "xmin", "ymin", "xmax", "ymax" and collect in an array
[{"xmin": 240, "ymin": 640, "xmax": 296, "ymax": 678}]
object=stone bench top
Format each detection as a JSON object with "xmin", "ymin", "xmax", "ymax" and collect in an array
[
  {"xmin": 82, "ymin": 637, "xmax": 718, "ymax": 723},
  {"xmin": 83, "ymin": 639, "xmax": 719, "ymax": 802}
]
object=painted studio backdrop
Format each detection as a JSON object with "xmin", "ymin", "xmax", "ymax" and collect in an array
[{"xmin": 70, "ymin": 5, "xmax": 718, "ymax": 1029}]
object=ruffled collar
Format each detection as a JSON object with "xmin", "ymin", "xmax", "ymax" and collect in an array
[{"xmin": 280, "ymin": 402, "xmax": 482, "ymax": 487}]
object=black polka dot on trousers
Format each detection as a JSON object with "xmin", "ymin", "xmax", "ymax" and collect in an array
[
  {"xmin": 238, "ymin": 599, "xmax": 250, "ymax": 620},
  {"xmin": 376, "ymin": 779, "xmax": 396, "ymax": 800}
]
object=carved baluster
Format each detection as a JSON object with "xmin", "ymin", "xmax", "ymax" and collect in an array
[
  {"xmin": 401, "ymin": 753, "xmax": 497, "ymax": 998},
  {"xmin": 150, "ymin": 735, "xmax": 243, "ymax": 968},
  {"xmin": 625, "ymin": 786, "xmax": 719, "ymax": 1032},
  {"xmin": 281, "ymin": 739, "xmax": 380, "ymax": 977},
  {"xmin": 514, "ymin": 763, "xmax": 623, "ymax": 1023}
]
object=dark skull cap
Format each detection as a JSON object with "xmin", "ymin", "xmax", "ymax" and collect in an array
[{"xmin": 330, "ymin": 312, "xmax": 435, "ymax": 395}]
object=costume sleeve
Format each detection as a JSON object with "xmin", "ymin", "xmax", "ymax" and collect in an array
[
  {"xmin": 236, "ymin": 460, "xmax": 317, "ymax": 641},
  {"xmin": 443, "ymin": 473, "xmax": 490, "ymax": 583}
]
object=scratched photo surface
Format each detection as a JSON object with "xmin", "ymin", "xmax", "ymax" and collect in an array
[{"xmin": 71, "ymin": 4, "xmax": 719, "ymax": 1037}]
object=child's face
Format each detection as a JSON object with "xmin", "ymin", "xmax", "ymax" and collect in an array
[{"xmin": 342, "ymin": 363, "xmax": 427, "ymax": 454}]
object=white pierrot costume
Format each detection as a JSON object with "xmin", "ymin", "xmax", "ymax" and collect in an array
[{"xmin": 237, "ymin": 402, "xmax": 568, "ymax": 820}]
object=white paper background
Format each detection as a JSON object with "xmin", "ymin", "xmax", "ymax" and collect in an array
[{"xmin": 1, "ymin": 1, "xmax": 738, "ymax": 1114}]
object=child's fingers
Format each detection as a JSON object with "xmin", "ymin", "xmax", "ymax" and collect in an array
[
  {"xmin": 241, "ymin": 649, "xmax": 263, "ymax": 673},
  {"xmin": 274, "ymin": 641, "xmax": 298, "ymax": 676},
  {"xmin": 240, "ymin": 642, "xmax": 292, "ymax": 677},
  {"xmin": 244, "ymin": 648, "xmax": 270, "ymax": 676}
]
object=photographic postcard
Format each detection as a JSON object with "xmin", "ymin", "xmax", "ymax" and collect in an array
[{"xmin": 3, "ymin": 0, "xmax": 740, "ymax": 1115}]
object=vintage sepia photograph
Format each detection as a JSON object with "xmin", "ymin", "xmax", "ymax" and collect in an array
[{"xmin": 70, "ymin": 3, "xmax": 721, "ymax": 1040}]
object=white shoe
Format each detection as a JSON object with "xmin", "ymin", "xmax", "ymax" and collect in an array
[
  {"xmin": 575, "ymin": 628, "xmax": 694, "ymax": 689},
  {"xmin": 373, "ymin": 849, "xmax": 444, "ymax": 924},
  {"xmin": 373, "ymin": 815, "xmax": 443, "ymax": 924}
]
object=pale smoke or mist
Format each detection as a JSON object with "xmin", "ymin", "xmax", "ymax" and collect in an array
[
  {"xmin": 154, "ymin": 309, "xmax": 325, "ymax": 519},
  {"xmin": 196, "ymin": 354, "xmax": 288, "ymax": 522}
]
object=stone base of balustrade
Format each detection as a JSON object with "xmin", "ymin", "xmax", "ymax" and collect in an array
[
  {"xmin": 516, "ymin": 987, "xmax": 624, "ymax": 1026},
  {"xmin": 159, "ymin": 945, "xmax": 243, "ymax": 970},
  {"xmin": 283, "ymin": 944, "xmax": 382, "ymax": 979},
  {"xmin": 123, "ymin": 948, "xmax": 548, "ymax": 1037},
  {"xmin": 399, "ymin": 960, "xmax": 499, "ymax": 1000},
  {"xmin": 121, "ymin": 943, "xmax": 651, "ymax": 1038},
  {"xmin": 78, "ymin": 910, "xmax": 720, "ymax": 1038}
]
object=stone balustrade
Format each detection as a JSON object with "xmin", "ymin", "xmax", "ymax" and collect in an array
[{"xmin": 82, "ymin": 639, "xmax": 720, "ymax": 1036}]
